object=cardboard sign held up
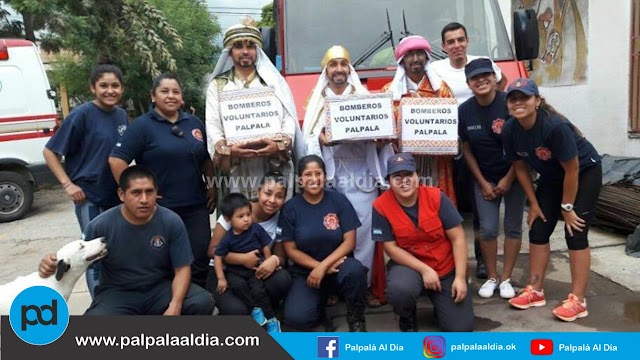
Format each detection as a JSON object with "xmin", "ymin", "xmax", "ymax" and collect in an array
[
  {"xmin": 399, "ymin": 97, "xmax": 458, "ymax": 155},
  {"xmin": 324, "ymin": 93, "xmax": 396, "ymax": 143},
  {"xmin": 219, "ymin": 87, "xmax": 282, "ymax": 145}
]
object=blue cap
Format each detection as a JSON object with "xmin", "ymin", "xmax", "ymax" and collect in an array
[
  {"xmin": 465, "ymin": 58, "xmax": 494, "ymax": 80},
  {"xmin": 386, "ymin": 153, "xmax": 416, "ymax": 177},
  {"xmin": 506, "ymin": 78, "xmax": 540, "ymax": 97}
]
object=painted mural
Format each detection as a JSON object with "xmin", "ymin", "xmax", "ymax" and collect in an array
[{"xmin": 513, "ymin": 0, "xmax": 588, "ymax": 86}]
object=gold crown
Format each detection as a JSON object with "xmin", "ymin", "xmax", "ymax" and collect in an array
[{"xmin": 321, "ymin": 46, "xmax": 351, "ymax": 68}]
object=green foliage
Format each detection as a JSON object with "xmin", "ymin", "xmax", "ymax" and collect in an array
[
  {"xmin": 41, "ymin": 0, "xmax": 220, "ymax": 118},
  {"xmin": 3, "ymin": 0, "xmax": 53, "ymax": 40},
  {"xmin": 257, "ymin": 2, "xmax": 274, "ymax": 28},
  {"xmin": 0, "ymin": 6, "xmax": 23, "ymax": 37},
  {"xmin": 147, "ymin": 0, "xmax": 220, "ymax": 119}
]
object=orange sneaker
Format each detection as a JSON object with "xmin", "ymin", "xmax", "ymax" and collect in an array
[
  {"xmin": 553, "ymin": 294, "xmax": 588, "ymax": 322},
  {"xmin": 508, "ymin": 285, "xmax": 546, "ymax": 309}
]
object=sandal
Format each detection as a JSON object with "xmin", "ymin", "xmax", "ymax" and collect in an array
[
  {"xmin": 326, "ymin": 294, "xmax": 339, "ymax": 307},
  {"xmin": 367, "ymin": 290, "xmax": 385, "ymax": 308}
]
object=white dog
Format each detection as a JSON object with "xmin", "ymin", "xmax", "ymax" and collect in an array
[{"xmin": 0, "ymin": 237, "xmax": 108, "ymax": 315}]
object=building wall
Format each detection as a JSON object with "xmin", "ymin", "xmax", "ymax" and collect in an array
[{"xmin": 498, "ymin": 0, "xmax": 639, "ymax": 156}]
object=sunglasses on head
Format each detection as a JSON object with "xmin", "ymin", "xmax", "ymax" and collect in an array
[{"xmin": 171, "ymin": 125, "xmax": 184, "ymax": 138}]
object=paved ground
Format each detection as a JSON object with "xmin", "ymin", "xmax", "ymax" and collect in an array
[{"xmin": 1, "ymin": 187, "xmax": 639, "ymax": 332}]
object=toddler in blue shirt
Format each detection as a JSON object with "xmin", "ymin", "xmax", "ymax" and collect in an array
[{"xmin": 214, "ymin": 193, "xmax": 281, "ymax": 333}]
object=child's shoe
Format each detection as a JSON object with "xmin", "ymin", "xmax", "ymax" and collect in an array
[
  {"xmin": 251, "ymin": 307, "xmax": 267, "ymax": 326},
  {"xmin": 265, "ymin": 317, "xmax": 281, "ymax": 333}
]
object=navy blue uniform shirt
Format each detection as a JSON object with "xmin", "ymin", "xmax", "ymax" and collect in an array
[
  {"xmin": 110, "ymin": 109, "xmax": 209, "ymax": 208},
  {"xmin": 83, "ymin": 205, "xmax": 193, "ymax": 291},
  {"xmin": 502, "ymin": 112, "xmax": 600, "ymax": 182},
  {"xmin": 215, "ymin": 222, "xmax": 272, "ymax": 257},
  {"xmin": 458, "ymin": 91, "xmax": 511, "ymax": 183},
  {"xmin": 277, "ymin": 189, "xmax": 361, "ymax": 275},
  {"xmin": 46, "ymin": 102, "xmax": 128, "ymax": 208}
]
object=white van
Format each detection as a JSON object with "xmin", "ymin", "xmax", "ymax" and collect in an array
[{"xmin": 0, "ymin": 38, "xmax": 58, "ymax": 222}]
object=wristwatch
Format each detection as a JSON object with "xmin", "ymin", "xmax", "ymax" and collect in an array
[
  {"xmin": 274, "ymin": 134, "xmax": 290, "ymax": 151},
  {"xmin": 560, "ymin": 203, "xmax": 574, "ymax": 212}
]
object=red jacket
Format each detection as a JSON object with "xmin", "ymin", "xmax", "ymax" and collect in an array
[{"xmin": 373, "ymin": 185, "xmax": 455, "ymax": 277}]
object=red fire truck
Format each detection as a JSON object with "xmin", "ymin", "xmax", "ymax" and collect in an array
[{"xmin": 262, "ymin": 0, "xmax": 538, "ymax": 120}]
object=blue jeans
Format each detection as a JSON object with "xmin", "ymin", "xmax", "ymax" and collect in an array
[{"xmin": 74, "ymin": 200, "xmax": 107, "ymax": 299}]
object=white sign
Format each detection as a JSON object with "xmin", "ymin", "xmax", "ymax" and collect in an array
[
  {"xmin": 399, "ymin": 97, "xmax": 458, "ymax": 154},
  {"xmin": 324, "ymin": 93, "xmax": 396, "ymax": 142},
  {"xmin": 219, "ymin": 87, "xmax": 282, "ymax": 145}
]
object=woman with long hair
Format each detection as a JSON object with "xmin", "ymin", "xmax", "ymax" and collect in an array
[{"xmin": 502, "ymin": 78, "xmax": 602, "ymax": 322}]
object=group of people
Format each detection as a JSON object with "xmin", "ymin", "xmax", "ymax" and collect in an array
[{"xmin": 36, "ymin": 18, "xmax": 602, "ymax": 333}]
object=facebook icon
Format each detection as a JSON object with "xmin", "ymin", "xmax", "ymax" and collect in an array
[{"xmin": 317, "ymin": 336, "xmax": 340, "ymax": 358}]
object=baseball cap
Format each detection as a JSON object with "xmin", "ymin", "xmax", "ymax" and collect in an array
[
  {"xmin": 465, "ymin": 58, "xmax": 495, "ymax": 80},
  {"xmin": 506, "ymin": 78, "xmax": 540, "ymax": 97},
  {"xmin": 386, "ymin": 153, "xmax": 416, "ymax": 177}
]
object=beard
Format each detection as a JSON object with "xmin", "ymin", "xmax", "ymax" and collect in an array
[
  {"xmin": 329, "ymin": 72, "xmax": 348, "ymax": 86},
  {"xmin": 408, "ymin": 61, "xmax": 425, "ymax": 75},
  {"xmin": 236, "ymin": 56, "xmax": 255, "ymax": 68}
]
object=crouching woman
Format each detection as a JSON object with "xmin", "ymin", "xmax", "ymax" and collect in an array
[{"xmin": 373, "ymin": 153, "xmax": 474, "ymax": 332}]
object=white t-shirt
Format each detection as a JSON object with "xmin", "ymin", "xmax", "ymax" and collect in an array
[
  {"xmin": 428, "ymin": 55, "xmax": 503, "ymax": 104},
  {"xmin": 209, "ymin": 213, "xmax": 281, "ymax": 267}
]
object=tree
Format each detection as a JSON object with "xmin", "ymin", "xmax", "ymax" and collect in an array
[
  {"xmin": 146, "ymin": 0, "xmax": 220, "ymax": 119},
  {"xmin": 257, "ymin": 2, "xmax": 274, "ymax": 28},
  {"xmin": 45, "ymin": 0, "xmax": 220, "ymax": 118},
  {"xmin": 0, "ymin": 6, "xmax": 22, "ymax": 37},
  {"xmin": 2, "ymin": 0, "xmax": 52, "ymax": 41}
]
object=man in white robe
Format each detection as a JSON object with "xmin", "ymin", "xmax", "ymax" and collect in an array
[
  {"xmin": 206, "ymin": 18, "xmax": 303, "ymax": 202},
  {"xmin": 303, "ymin": 46, "xmax": 393, "ymax": 297}
]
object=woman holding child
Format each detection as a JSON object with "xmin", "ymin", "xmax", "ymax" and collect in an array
[
  {"xmin": 213, "ymin": 193, "xmax": 281, "ymax": 333},
  {"xmin": 206, "ymin": 172, "xmax": 292, "ymax": 325},
  {"xmin": 277, "ymin": 155, "xmax": 368, "ymax": 332}
]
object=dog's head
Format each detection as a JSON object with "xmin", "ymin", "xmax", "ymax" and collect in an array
[{"xmin": 55, "ymin": 237, "xmax": 108, "ymax": 281}]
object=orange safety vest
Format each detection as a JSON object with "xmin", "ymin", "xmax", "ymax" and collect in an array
[{"xmin": 373, "ymin": 185, "xmax": 455, "ymax": 277}]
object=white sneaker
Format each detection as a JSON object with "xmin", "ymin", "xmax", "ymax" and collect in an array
[
  {"xmin": 499, "ymin": 279, "xmax": 516, "ymax": 299},
  {"xmin": 478, "ymin": 278, "xmax": 498, "ymax": 298}
]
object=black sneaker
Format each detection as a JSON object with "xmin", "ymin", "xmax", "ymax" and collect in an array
[
  {"xmin": 346, "ymin": 304, "xmax": 367, "ymax": 332},
  {"xmin": 476, "ymin": 260, "xmax": 488, "ymax": 279},
  {"xmin": 399, "ymin": 311, "xmax": 418, "ymax": 332}
]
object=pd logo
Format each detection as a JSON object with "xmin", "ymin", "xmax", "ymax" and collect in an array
[
  {"xmin": 318, "ymin": 336, "xmax": 339, "ymax": 358},
  {"xmin": 9, "ymin": 286, "xmax": 70, "ymax": 345},
  {"xmin": 531, "ymin": 339, "xmax": 554, "ymax": 355},
  {"xmin": 423, "ymin": 336, "xmax": 446, "ymax": 358}
]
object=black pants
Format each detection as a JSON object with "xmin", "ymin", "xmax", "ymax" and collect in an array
[
  {"xmin": 386, "ymin": 263, "xmax": 474, "ymax": 332},
  {"xmin": 224, "ymin": 266, "xmax": 275, "ymax": 319},
  {"xmin": 170, "ymin": 204, "xmax": 211, "ymax": 288},
  {"xmin": 85, "ymin": 281, "xmax": 214, "ymax": 315},
  {"xmin": 454, "ymin": 157, "xmax": 483, "ymax": 262},
  {"xmin": 529, "ymin": 164, "xmax": 602, "ymax": 250},
  {"xmin": 283, "ymin": 257, "xmax": 367, "ymax": 329},
  {"xmin": 206, "ymin": 266, "xmax": 291, "ymax": 316}
]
